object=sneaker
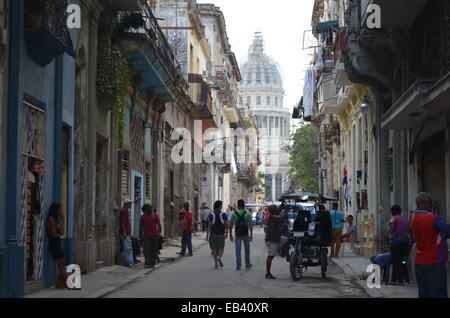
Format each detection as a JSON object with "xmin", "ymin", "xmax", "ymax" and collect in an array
[
  {"xmin": 236, "ymin": 265, "xmax": 241, "ymax": 270},
  {"xmin": 246, "ymin": 264, "xmax": 253, "ymax": 269},
  {"xmin": 188, "ymin": 253, "xmax": 193, "ymax": 256},
  {"xmin": 265, "ymin": 274, "xmax": 276, "ymax": 279}
]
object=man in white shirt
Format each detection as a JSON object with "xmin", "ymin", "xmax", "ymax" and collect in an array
[{"xmin": 201, "ymin": 206, "xmax": 211, "ymax": 238}]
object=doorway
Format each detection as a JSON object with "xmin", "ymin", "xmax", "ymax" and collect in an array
[
  {"xmin": 422, "ymin": 132, "xmax": 447, "ymax": 221},
  {"xmin": 131, "ymin": 171, "xmax": 143, "ymax": 237}
]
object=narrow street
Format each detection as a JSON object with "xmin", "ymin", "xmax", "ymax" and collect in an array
[{"xmin": 107, "ymin": 228, "xmax": 368, "ymax": 298}]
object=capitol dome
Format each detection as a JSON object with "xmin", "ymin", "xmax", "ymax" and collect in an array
[
  {"xmin": 238, "ymin": 32, "xmax": 290, "ymax": 203},
  {"xmin": 239, "ymin": 32, "xmax": 284, "ymax": 94}
]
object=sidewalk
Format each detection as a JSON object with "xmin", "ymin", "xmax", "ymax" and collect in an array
[
  {"xmin": 332, "ymin": 245, "xmax": 418, "ymax": 298},
  {"xmin": 27, "ymin": 232, "xmax": 208, "ymax": 298}
]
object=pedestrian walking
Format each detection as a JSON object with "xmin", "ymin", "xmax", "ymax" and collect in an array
[
  {"xmin": 411, "ymin": 192, "xmax": 450, "ymax": 298},
  {"xmin": 119, "ymin": 199, "xmax": 135, "ymax": 267},
  {"xmin": 47, "ymin": 203, "xmax": 67, "ymax": 288},
  {"xmin": 329, "ymin": 202, "xmax": 344, "ymax": 257},
  {"xmin": 265, "ymin": 205, "xmax": 288, "ymax": 279},
  {"xmin": 388, "ymin": 205, "xmax": 411, "ymax": 285},
  {"xmin": 229, "ymin": 199, "xmax": 253, "ymax": 270},
  {"xmin": 139, "ymin": 204, "xmax": 162, "ymax": 268},
  {"xmin": 208, "ymin": 200, "xmax": 228, "ymax": 269},
  {"xmin": 201, "ymin": 205, "xmax": 211, "ymax": 237},
  {"xmin": 178, "ymin": 202, "xmax": 193, "ymax": 256}
]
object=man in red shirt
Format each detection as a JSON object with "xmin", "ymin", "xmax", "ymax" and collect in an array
[
  {"xmin": 178, "ymin": 202, "xmax": 193, "ymax": 256},
  {"xmin": 139, "ymin": 204, "xmax": 161, "ymax": 268},
  {"xmin": 411, "ymin": 192, "xmax": 450, "ymax": 298}
]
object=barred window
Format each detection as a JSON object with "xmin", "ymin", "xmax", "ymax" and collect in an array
[
  {"xmin": 121, "ymin": 150, "xmax": 130, "ymax": 195},
  {"xmin": 145, "ymin": 162, "xmax": 151, "ymax": 199}
]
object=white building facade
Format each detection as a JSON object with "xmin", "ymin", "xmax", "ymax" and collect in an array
[{"xmin": 238, "ymin": 33, "xmax": 290, "ymax": 203}]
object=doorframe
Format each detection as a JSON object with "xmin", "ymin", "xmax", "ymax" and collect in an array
[{"xmin": 130, "ymin": 170, "xmax": 144, "ymax": 237}]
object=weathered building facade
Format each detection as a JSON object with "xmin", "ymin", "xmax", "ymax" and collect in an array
[
  {"xmin": 1, "ymin": 0, "xmax": 76, "ymax": 297},
  {"xmin": 297, "ymin": 0, "xmax": 450, "ymax": 261}
]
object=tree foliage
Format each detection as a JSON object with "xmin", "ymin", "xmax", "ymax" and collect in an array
[{"xmin": 287, "ymin": 123, "xmax": 319, "ymax": 193}]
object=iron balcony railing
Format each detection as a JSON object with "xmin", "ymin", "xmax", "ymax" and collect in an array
[{"xmin": 118, "ymin": 0, "xmax": 186, "ymax": 86}]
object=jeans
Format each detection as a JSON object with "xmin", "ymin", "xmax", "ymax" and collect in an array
[
  {"xmin": 121, "ymin": 235, "xmax": 133, "ymax": 265},
  {"xmin": 415, "ymin": 262, "xmax": 448, "ymax": 298},
  {"xmin": 390, "ymin": 238, "xmax": 411, "ymax": 283},
  {"xmin": 235, "ymin": 236, "xmax": 250, "ymax": 266},
  {"xmin": 181, "ymin": 230, "xmax": 193, "ymax": 255},
  {"xmin": 371, "ymin": 253, "xmax": 391, "ymax": 283}
]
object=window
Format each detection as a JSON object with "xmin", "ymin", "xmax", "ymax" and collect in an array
[
  {"xmin": 280, "ymin": 118, "xmax": 284, "ymax": 136},
  {"xmin": 256, "ymin": 96, "xmax": 261, "ymax": 105},
  {"xmin": 269, "ymin": 116, "xmax": 273, "ymax": 136},
  {"xmin": 275, "ymin": 174, "xmax": 283, "ymax": 201},
  {"xmin": 275, "ymin": 117, "xmax": 279, "ymax": 129},
  {"xmin": 266, "ymin": 96, "xmax": 270, "ymax": 106},
  {"xmin": 121, "ymin": 150, "xmax": 130, "ymax": 195},
  {"xmin": 145, "ymin": 162, "xmax": 151, "ymax": 199},
  {"xmin": 247, "ymin": 96, "xmax": 251, "ymax": 105},
  {"xmin": 275, "ymin": 97, "xmax": 278, "ymax": 106},
  {"xmin": 247, "ymin": 73, "xmax": 252, "ymax": 84},
  {"xmin": 256, "ymin": 64, "xmax": 261, "ymax": 84},
  {"xmin": 239, "ymin": 97, "xmax": 243, "ymax": 105}
]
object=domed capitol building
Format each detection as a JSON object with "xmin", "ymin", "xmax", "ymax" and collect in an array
[{"xmin": 238, "ymin": 32, "xmax": 291, "ymax": 203}]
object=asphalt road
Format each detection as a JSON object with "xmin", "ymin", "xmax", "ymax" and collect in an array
[{"xmin": 107, "ymin": 227, "xmax": 369, "ymax": 298}]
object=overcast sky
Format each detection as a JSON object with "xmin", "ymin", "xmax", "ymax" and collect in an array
[{"xmin": 197, "ymin": 0, "xmax": 316, "ymax": 113}]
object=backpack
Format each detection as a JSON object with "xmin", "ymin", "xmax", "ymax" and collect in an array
[
  {"xmin": 211, "ymin": 211, "xmax": 226, "ymax": 234},
  {"xmin": 235, "ymin": 211, "xmax": 249, "ymax": 237}
]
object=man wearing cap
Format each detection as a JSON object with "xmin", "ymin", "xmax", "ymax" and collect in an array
[{"xmin": 119, "ymin": 199, "xmax": 135, "ymax": 267}]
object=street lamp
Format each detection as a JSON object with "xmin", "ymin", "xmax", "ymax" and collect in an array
[{"xmin": 360, "ymin": 95, "xmax": 371, "ymax": 113}]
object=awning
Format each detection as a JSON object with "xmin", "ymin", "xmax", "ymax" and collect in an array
[
  {"xmin": 315, "ymin": 20, "xmax": 338, "ymax": 33},
  {"xmin": 381, "ymin": 80, "xmax": 441, "ymax": 130}
]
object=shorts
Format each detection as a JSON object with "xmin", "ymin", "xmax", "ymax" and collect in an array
[
  {"xmin": 210, "ymin": 233, "xmax": 225, "ymax": 250},
  {"xmin": 266, "ymin": 236, "xmax": 288, "ymax": 257}
]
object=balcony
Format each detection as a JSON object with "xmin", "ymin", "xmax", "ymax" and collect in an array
[
  {"xmin": 224, "ymin": 106, "xmax": 239, "ymax": 123},
  {"xmin": 317, "ymin": 73, "xmax": 343, "ymax": 115},
  {"xmin": 24, "ymin": 0, "xmax": 69, "ymax": 66},
  {"xmin": 188, "ymin": 74, "xmax": 214, "ymax": 120},
  {"xmin": 117, "ymin": 0, "xmax": 187, "ymax": 102}
]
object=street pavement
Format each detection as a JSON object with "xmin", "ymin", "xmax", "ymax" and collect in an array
[
  {"xmin": 28, "ymin": 227, "xmax": 420, "ymax": 298},
  {"xmin": 107, "ymin": 228, "xmax": 371, "ymax": 298}
]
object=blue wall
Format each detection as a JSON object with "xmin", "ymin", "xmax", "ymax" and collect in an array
[{"xmin": 1, "ymin": 0, "xmax": 76, "ymax": 297}]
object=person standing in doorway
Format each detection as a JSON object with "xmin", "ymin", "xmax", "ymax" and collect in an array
[
  {"xmin": 229, "ymin": 199, "xmax": 253, "ymax": 270},
  {"xmin": 329, "ymin": 202, "xmax": 344, "ymax": 257},
  {"xmin": 119, "ymin": 199, "xmax": 135, "ymax": 267},
  {"xmin": 388, "ymin": 205, "xmax": 411, "ymax": 285},
  {"xmin": 178, "ymin": 202, "xmax": 193, "ymax": 256},
  {"xmin": 208, "ymin": 200, "xmax": 228, "ymax": 269},
  {"xmin": 47, "ymin": 203, "xmax": 67, "ymax": 288},
  {"xmin": 411, "ymin": 193, "xmax": 450, "ymax": 298},
  {"xmin": 139, "ymin": 204, "xmax": 161, "ymax": 268}
]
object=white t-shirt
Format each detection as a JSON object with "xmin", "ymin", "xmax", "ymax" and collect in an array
[{"xmin": 201, "ymin": 209, "xmax": 211, "ymax": 221}]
